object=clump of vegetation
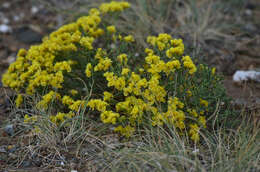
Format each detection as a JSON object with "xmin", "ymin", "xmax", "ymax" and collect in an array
[{"xmin": 2, "ymin": 1, "xmax": 229, "ymax": 143}]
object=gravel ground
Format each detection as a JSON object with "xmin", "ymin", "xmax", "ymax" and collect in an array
[{"xmin": 0, "ymin": 0, "xmax": 260, "ymax": 171}]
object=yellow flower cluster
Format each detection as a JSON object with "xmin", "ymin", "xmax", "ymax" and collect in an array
[
  {"xmin": 107, "ymin": 25, "xmax": 116, "ymax": 33},
  {"xmin": 94, "ymin": 57, "xmax": 112, "ymax": 72},
  {"xmin": 50, "ymin": 112, "xmax": 75, "ymax": 125},
  {"xmin": 182, "ymin": 56, "xmax": 197, "ymax": 74},
  {"xmin": 70, "ymin": 89, "xmax": 78, "ymax": 96},
  {"xmin": 103, "ymin": 91, "xmax": 113, "ymax": 102},
  {"xmin": 15, "ymin": 94, "xmax": 23, "ymax": 107},
  {"xmin": 124, "ymin": 35, "xmax": 135, "ymax": 43},
  {"xmin": 1, "ymin": 1, "xmax": 109, "ymax": 94},
  {"xmin": 101, "ymin": 111, "xmax": 120, "ymax": 124},
  {"xmin": 114, "ymin": 125, "xmax": 135, "ymax": 138},
  {"xmin": 99, "ymin": 1, "xmax": 130, "ymax": 14},
  {"xmin": 189, "ymin": 124, "xmax": 200, "ymax": 142},
  {"xmin": 24, "ymin": 114, "xmax": 37, "ymax": 124},
  {"xmin": 166, "ymin": 39, "xmax": 185, "ymax": 58},
  {"xmin": 2, "ymin": 1, "xmax": 220, "ymax": 142},
  {"xmin": 85, "ymin": 63, "xmax": 92, "ymax": 77},
  {"xmin": 117, "ymin": 54, "xmax": 128, "ymax": 65},
  {"xmin": 200, "ymin": 98, "xmax": 209, "ymax": 107},
  {"xmin": 36, "ymin": 91, "xmax": 61, "ymax": 109},
  {"xmin": 87, "ymin": 99, "xmax": 108, "ymax": 112},
  {"xmin": 152, "ymin": 97, "xmax": 185, "ymax": 129},
  {"xmin": 147, "ymin": 33, "xmax": 172, "ymax": 51}
]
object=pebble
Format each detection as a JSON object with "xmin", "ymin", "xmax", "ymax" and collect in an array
[
  {"xmin": 15, "ymin": 26, "xmax": 42, "ymax": 44},
  {"xmin": 0, "ymin": 146, "xmax": 7, "ymax": 153},
  {"xmin": 2, "ymin": 2, "xmax": 10, "ymax": 8},
  {"xmin": 21, "ymin": 160, "xmax": 31, "ymax": 168},
  {"xmin": 0, "ymin": 24, "xmax": 12, "ymax": 33},
  {"xmin": 245, "ymin": 9, "xmax": 252, "ymax": 16},
  {"xmin": 60, "ymin": 161, "xmax": 65, "ymax": 166},
  {"xmin": 233, "ymin": 70, "xmax": 260, "ymax": 82},
  {"xmin": 31, "ymin": 6, "xmax": 39, "ymax": 14},
  {"xmin": 4, "ymin": 124, "xmax": 14, "ymax": 136}
]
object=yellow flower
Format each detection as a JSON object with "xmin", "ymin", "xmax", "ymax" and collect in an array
[
  {"xmin": 188, "ymin": 109, "xmax": 198, "ymax": 117},
  {"xmin": 24, "ymin": 114, "xmax": 37, "ymax": 124},
  {"xmin": 36, "ymin": 91, "xmax": 61, "ymax": 109},
  {"xmin": 117, "ymin": 54, "xmax": 128, "ymax": 65},
  {"xmin": 182, "ymin": 56, "xmax": 197, "ymax": 75},
  {"xmin": 69, "ymin": 100, "xmax": 84, "ymax": 111},
  {"xmin": 70, "ymin": 89, "xmax": 78, "ymax": 96},
  {"xmin": 80, "ymin": 36, "xmax": 95, "ymax": 50},
  {"xmin": 124, "ymin": 35, "xmax": 134, "ymax": 43},
  {"xmin": 103, "ymin": 91, "xmax": 113, "ymax": 102},
  {"xmin": 121, "ymin": 68, "xmax": 130, "ymax": 75},
  {"xmin": 54, "ymin": 61, "xmax": 72, "ymax": 72},
  {"xmin": 212, "ymin": 67, "xmax": 216, "ymax": 75},
  {"xmin": 186, "ymin": 90, "xmax": 192, "ymax": 97},
  {"xmin": 15, "ymin": 94, "xmax": 23, "ymax": 108},
  {"xmin": 200, "ymin": 98, "xmax": 209, "ymax": 107},
  {"xmin": 62, "ymin": 96, "xmax": 74, "ymax": 106},
  {"xmin": 107, "ymin": 25, "xmax": 116, "ymax": 33},
  {"xmin": 189, "ymin": 123, "xmax": 200, "ymax": 142},
  {"xmin": 100, "ymin": 110, "xmax": 120, "ymax": 124},
  {"xmin": 89, "ymin": 8, "xmax": 100, "ymax": 16},
  {"xmin": 94, "ymin": 58, "xmax": 112, "ymax": 71},
  {"xmin": 198, "ymin": 116, "xmax": 206, "ymax": 128},
  {"xmin": 99, "ymin": 1, "xmax": 130, "ymax": 14},
  {"xmin": 85, "ymin": 63, "xmax": 92, "ymax": 78},
  {"xmin": 87, "ymin": 99, "xmax": 108, "ymax": 112},
  {"xmin": 114, "ymin": 125, "xmax": 135, "ymax": 138}
]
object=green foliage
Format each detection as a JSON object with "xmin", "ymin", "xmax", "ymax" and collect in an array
[{"xmin": 2, "ymin": 1, "xmax": 232, "ymax": 143}]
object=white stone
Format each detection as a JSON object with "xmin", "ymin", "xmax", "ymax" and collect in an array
[
  {"xmin": 31, "ymin": 6, "xmax": 39, "ymax": 14},
  {"xmin": 233, "ymin": 70, "xmax": 260, "ymax": 82},
  {"xmin": 0, "ymin": 24, "xmax": 12, "ymax": 33},
  {"xmin": 2, "ymin": 2, "xmax": 10, "ymax": 8}
]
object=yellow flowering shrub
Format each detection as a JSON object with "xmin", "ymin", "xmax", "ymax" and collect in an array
[{"xmin": 2, "ymin": 1, "xmax": 229, "ymax": 143}]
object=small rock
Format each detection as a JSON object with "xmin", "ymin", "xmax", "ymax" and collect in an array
[
  {"xmin": 21, "ymin": 161, "xmax": 31, "ymax": 168},
  {"xmin": 60, "ymin": 161, "xmax": 65, "ymax": 166},
  {"xmin": 71, "ymin": 170, "xmax": 78, "ymax": 172},
  {"xmin": 4, "ymin": 124, "xmax": 14, "ymax": 136},
  {"xmin": 31, "ymin": 6, "xmax": 39, "ymax": 14},
  {"xmin": 6, "ymin": 56, "xmax": 16, "ymax": 64},
  {"xmin": 0, "ymin": 24, "xmax": 12, "ymax": 33},
  {"xmin": 0, "ymin": 146, "xmax": 7, "ymax": 153},
  {"xmin": 2, "ymin": 2, "xmax": 10, "ymax": 8},
  {"xmin": 245, "ymin": 9, "xmax": 252, "ymax": 16},
  {"xmin": 233, "ymin": 70, "xmax": 260, "ymax": 82},
  {"xmin": 15, "ymin": 26, "xmax": 43, "ymax": 44}
]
